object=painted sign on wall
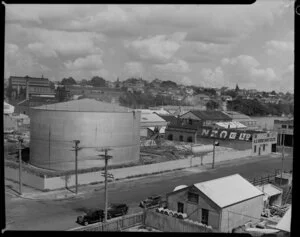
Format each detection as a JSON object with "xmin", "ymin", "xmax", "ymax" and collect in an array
[
  {"xmin": 252, "ymin": 132, "xmax": 277, "ymax": 144},
  {"xmin": 197, "ymin": 127, "xmax": 253, "ymax": 141}
]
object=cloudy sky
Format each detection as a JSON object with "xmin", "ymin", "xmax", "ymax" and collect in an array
[{"xmin": 5, "ymin": 1, "xmax": 294, "ymax": 92}]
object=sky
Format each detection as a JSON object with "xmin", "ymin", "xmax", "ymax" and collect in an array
[{"xmin": 4, "ymin": 1, "xmax": 294, "ymax": 92}]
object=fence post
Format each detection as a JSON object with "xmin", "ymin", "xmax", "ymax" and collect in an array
[
  {"xmin": 267, "ymin": 174, "xmax": 270, "ymax": 183},
  {"xmin": 253, "ymin": 178, "xmax": 256, "ymax": 185},
  {"xmin": 261, "ymin": 176, "xmax": 263, "ymax": 185}
]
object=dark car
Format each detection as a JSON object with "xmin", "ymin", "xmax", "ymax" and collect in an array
[
  {"xmin": 139, "ymin": 195, "xmax": 162, "ymax": 209},
  {"xmin": 77, "ymin": 204, "xmax": 129, "ymax": 226}
]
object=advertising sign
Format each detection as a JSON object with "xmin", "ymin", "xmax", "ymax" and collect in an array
[
  {"xmin": 197, "ymin": 127, "xmax": 253, "ymax": 141},
  {"xmin": 252, "ymin": 132, "xmax": 277, "ymax": 144}
]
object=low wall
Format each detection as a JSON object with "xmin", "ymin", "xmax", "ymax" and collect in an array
[
  {"xmin": 5, "ymin": 149, "xmax": 252, "ymax": 190},
  {"xmin": 145, "ymin": 210, "xmax": 213, "ymax": 232}
]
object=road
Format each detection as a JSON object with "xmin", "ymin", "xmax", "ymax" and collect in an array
[{"xmin": 5, "ymin": 154, "xmax": 293, "ymax": 231}]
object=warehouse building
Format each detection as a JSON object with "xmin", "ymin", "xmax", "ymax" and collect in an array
[
  {"xmin": 30, "ymin": 99, "xmax": 141, "ymax": 171},
  {"xmin": 137, "ymin": 109, "xmax": 168, "ymax": 138},
  {"xmin": 274, "ymin": 119, "xmax": 293, "ymax": 147},
  {"xmin": 180, "ymin": 110, "xmax": 232, "ymax": 127},
  {"xmin": 252, "ymin": 132, "xmax": 277, "ymax": 155},
  {"xmin": 166, "ymin": 174, "xmax": 264, "ymax": 233}
]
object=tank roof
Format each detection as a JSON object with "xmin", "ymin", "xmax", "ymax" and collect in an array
[{"xmin": 32, "ymin": 98, "xmax": 132, "ymax": 112}]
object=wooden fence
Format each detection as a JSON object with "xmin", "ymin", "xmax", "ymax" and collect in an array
[
  {"xmin": 247, "ymin": 169, "xmax": 281, "ymax": 186},
  {"xmin": 69, "ymin": 212, "xmax": 144, "ymax": 231}
]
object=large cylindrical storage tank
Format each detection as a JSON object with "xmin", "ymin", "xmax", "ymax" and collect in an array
[{"xmin": 30, "ymin": 99, "xmax": 141, "ymax": 171}]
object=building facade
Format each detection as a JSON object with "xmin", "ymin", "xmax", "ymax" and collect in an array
[
  {"xmin": 180, "ymin": 110, "xmax": 232, "ymax": 127},
  {"xmin": 8, "ymin": 76, "xmax": 55, "ymax": 99},
  {"xmin": 252, "ymin": 132, "xmax": 277, "ymax": 156},
  {"xmin": 273, "ymin": 119, "xmax": 293, "ymax": 147},
  {"xmin": 166, "ymin": 174, "xmax": 264, "ymax": 233}
]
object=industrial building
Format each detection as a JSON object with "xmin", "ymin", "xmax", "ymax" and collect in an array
[
  {"xmin": 29, "ymin": 99, "xmax": 141, "ymax": 171},
  {"xmin": 252, "ymin": 132, "xmax": 277, "ymax": 155},
  {"xmin": 274, "ymin": 119, "xmax": 293, "ymax": 147},
  {"xmin": 221, "ymin": 111, "xmax": 258, "ymax": 130},
  {"xmin": 166, "ymin": 174, "xmax": 264, "ymax": 233},
  {"xmin": 180, "ymin": 110, "xmax": 232, "ymax": 127},
  {"xmin": 8, "ymin": 75, "xmax": 55, "ymax": 99},
  {"xmin": 137, "ymin": 110, "xmax": 168, "ymax": 137}
]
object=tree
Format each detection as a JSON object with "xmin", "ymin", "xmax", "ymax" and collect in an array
[
  {"xmin": 161, "ymin": 80, "xmax": 177, "ymax": 88},
  {"xmin": 49, "ymin": 81, "xmax": 55, "ymax": 90},
  {"xmin": 61, "ymin": 77, "xmax": 77, "ymax": 85},
  {"xmin": 90, "ymin": 76, "xmax": 106, "ymax": 87}
]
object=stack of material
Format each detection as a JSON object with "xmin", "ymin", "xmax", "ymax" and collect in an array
[{"xmin": 269, "ymin": 204, "xmax": 290, "ymax": 217}]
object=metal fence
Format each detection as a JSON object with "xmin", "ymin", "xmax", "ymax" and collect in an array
[{"xmin": 69, "ymin": 212, "xmax": 144, "ymax": 231}]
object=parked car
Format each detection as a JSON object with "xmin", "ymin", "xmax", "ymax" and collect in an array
[
  {"xmin": 139, "ymin": 195, "xmax": 162, "ymax": 208},
  {"xmin": 77, "ymin": 204, "xmax": 129, "ymax": 226}
]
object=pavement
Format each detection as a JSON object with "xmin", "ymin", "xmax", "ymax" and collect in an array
[{"xmin": 4, "ymin": 151, "xmax": 289, "ymax": 201}]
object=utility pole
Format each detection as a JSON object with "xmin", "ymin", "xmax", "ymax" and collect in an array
[
  {"xmin": 17, "ymin": 137, "xmax": 23, "ymax": 195},
  {"xmin": 72, "ymin": 140, "xmax": 81, "ymax": 194},
  {"xmin": 99, "ymin": 148, "xmax": 112, "ymax": 223},
  {"xmin": 212, "ymin": 137, "xmax": 216, "ymax": 169},
  {"xmin": 280, "ymin": 133, "xmax": 285, "ymax": 186}
]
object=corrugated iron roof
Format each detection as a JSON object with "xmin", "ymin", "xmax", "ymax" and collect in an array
[
  {"xmin": 32, "ymin": 98, "xmax": 132, "ymax": 112},
  {"xmin": 216, "ymin": 121, "xmax": 247, "ymax": 129},
  {"xmin": 140, "ymin": 111, "xmax": 167, "ymax": 123},
  {"xmin": 194, "ymin": 174, "xmax": 264, "ymax": 208},
  {"xmin": 256, "ymin": 184, "xmax": 282, "ymax": 197},
  {"xmin": 189, "ymin": 110, "xmax": 232, "ymax": 121}
]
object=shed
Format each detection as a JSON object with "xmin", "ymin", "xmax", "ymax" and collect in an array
[
  {"xmin": 256, "ymin": 184, "xmax": 283, "ymax": 207},
  {"xmin": 138, "ymin": 110, "xmax": 168, "ymax": 137},
  {"xmin": 166, "ymin": 174, "xmax": 264, "ymax": 233}
]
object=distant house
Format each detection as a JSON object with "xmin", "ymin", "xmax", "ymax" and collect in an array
[
  {"xmin": 182, "ymin": 94, "xmax": 210, "ymax": 106},
  {"xmin": 180, "ymin": 110, "xmax": 232, "ymax": 127},
  {"xmin": 166, "ymin": 174, "xmax": 264, "ymax": 233}
]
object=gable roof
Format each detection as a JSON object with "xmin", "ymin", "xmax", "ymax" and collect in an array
[
  {"xmin": 157, "ymin": 114, "xmax": 178, "ymax": 124},
  {"xmin": 193, "ymin": 174, "xmax": 263, "ymax": 208},
  {"xmin": 32, "ymin": 98, "xmax": 131, "ymax": 112},
  {"xmin": 140, "ymin": 111, "xmax": 167, "ymax": 123},
  {"xmin": 189, "ymin": 110, "xmax": 232, "ymax": 121}
]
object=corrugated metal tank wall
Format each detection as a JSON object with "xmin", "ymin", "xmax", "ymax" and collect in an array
[{"xmin": 30, "ymin": 109, "xmax": 141, "ymax": 171}]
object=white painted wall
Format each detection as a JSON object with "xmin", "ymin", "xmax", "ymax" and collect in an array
[{"xmin": 5, "ymin": 149, "xmax": 252, "ymax": 190}]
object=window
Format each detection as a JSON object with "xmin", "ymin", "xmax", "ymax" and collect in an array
[
  {"xmin": 187, "ymin": 192, "xmax": 199, "ymax": 204},
  {"xmin": 282, "ymin": 125, "xmax": 287, "ymax": 129},
  {"xmin": 187, "ymin": 137, "xmax": 193, "ymax": 143},
  {"xmin": 201, "ymin": 209, "xmax": 209, "ymax": 225},
  {"xmin": 167, "ymin": 134, "xmax": 173, "ymax": 141},
  {"xmin": 179, "ymin": 135, "xmax": 184, "ymax": 142},
  {"xmin": 254, "ymin": 145, "xmax": 256, "ymax": 153},
  {"xmin": 177, "ymin": 202, "xmax": 184, "ymax": 213},
  {"xmin": 188, "ymin": 119, "xmax": 193, "ymax": 125},
  {"xmin": 263, "ymin": 144, "xmax": 265, "ymax": 151},
  {"xmin": 288, "ymin": 125, "xmax": 293, "ymax": 129}
]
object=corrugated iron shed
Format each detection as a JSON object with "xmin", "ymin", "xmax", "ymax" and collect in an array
[{"xmin": 193, "ymin": 174, "xmax": 264, "ymax": 208}]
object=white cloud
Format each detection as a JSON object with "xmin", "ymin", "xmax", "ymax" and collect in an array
[
  {"xmin": 265, "ymin": 40, "xmax": 293, "ymax": 55},
  {"xmin": 124, "ymin": 62, "xmax": 144, "ymax": 77},
  {"xmin": 153, "ymin": 59, "xmax": 190, "ymax": 73},
  {"xmin": 27, "ymin": 42, "xmax": 58, "ymax": 58},
  {"xmin": 125, "ymin": 33, "xmax": 186, "ymax": 63},
  {"xmin": 6, "ymin": 24, "xmax": 105, "ymax": 56},
  {"xmin": 64, "ymin": 54, "xmax": 103, "ymax": 71}
]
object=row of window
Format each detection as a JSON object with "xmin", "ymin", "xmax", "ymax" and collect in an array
[
  {"xmin": 282, "ymin": 125, "xmax": 293, "ymax": 129},
  {"xmin": 167, "ymin": 134, "xmax": 193, "ymax": 142}
]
